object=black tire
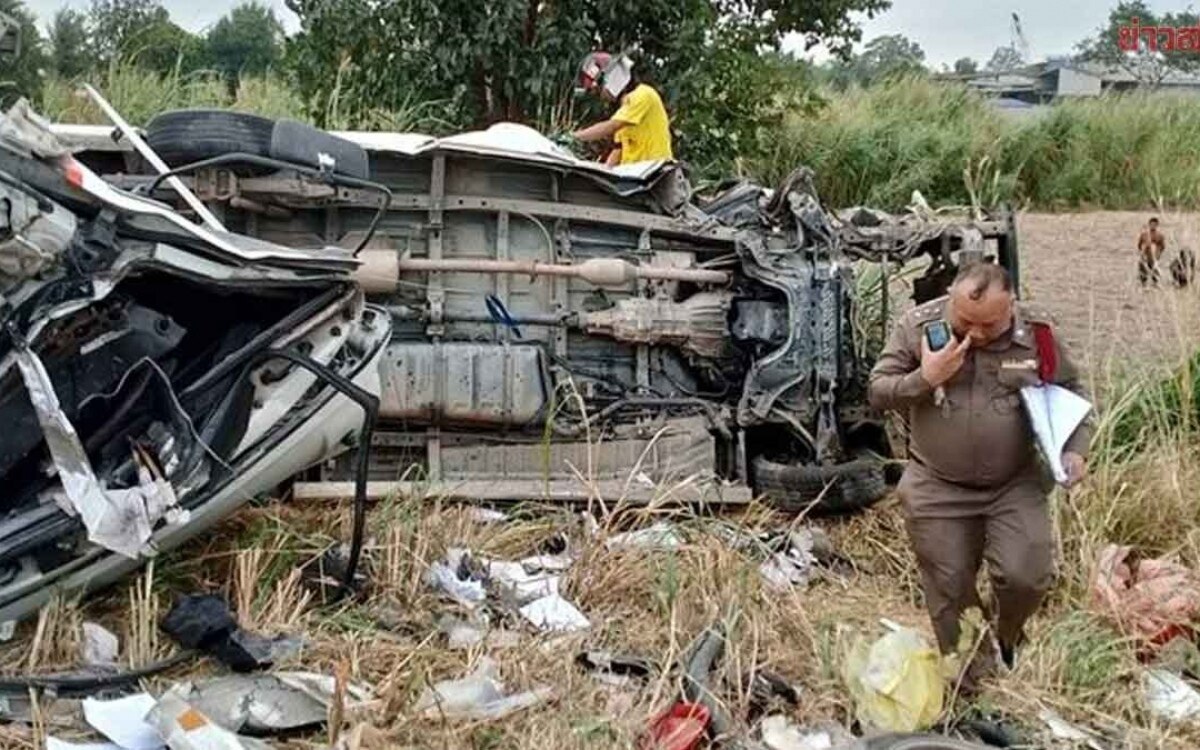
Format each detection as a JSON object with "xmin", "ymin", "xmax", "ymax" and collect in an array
[
  {"xmin": 751, "ymin": 454, "xmax": 888, "ymax": 516},
  {"xmin": 270, "ymin": 119, "xmax": 369, "ymax": 180},
  {"xmin": 146, "ymin": 109, "xmax": 276, "ymax": 169}
]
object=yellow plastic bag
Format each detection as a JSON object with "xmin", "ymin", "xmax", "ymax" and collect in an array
[{"xmin": 842, "ymin": 626, "xmax": 944, "ymax": 732}]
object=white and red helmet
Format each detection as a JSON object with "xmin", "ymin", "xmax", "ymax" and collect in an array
[{"xmin": 577, "ymin": 51, "xmax": 633, "ymax": 98}]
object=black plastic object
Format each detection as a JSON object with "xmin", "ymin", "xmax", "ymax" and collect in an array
[
  {"xmin": 270, "ymin": 119, "xmax": 370, "ymax": 180},
  {"xmin": 161, "ymin": 594, "xmax": 274, "ymax": 672}
]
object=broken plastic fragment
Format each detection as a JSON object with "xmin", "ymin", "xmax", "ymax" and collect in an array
[
  {"xmin": 518, "ymin": 593, "xmax": 590, "ymax": 632},
  {"xmin": 82, "ymin": 693, "xmax": 164, "ymax": 750},
  {"xmin": 82, "ymin": 621, "xmax": 119, "ymax": 666},
  {"xmin": 148, "ymin": 686, "xmax": 271, "ymax": 750},
  {"xmin": 424, "ymin": 548, "xmax": 486, "ymax": 609},
  {"xmin": 1144, "ymin": 669, "xmax": 1200, "ymax": 724},
  {"xmin": 413, "ymin": 657, "xmax": 553, "ymax": 721},
  {"xmin": 605, "ymin": 522, "xmax": 683, "ymax": 551},
  {"xmin": 760, "ymin": 715, "xmax": 851, "ymax": 750}
]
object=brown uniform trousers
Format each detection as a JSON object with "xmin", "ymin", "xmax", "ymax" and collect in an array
[{"xmin": 868, "ymin": 296, "xmax": 1091, "ymax": 654}]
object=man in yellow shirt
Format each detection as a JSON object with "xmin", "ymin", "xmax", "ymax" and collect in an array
[{"xmin": 572, "ymin": 51, "xmax": 674, "ymax": 167}]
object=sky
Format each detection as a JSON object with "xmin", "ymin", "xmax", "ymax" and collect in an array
[{"xmin": 18, "ymin": 0, "xmax": 1192, "ymax": 69}]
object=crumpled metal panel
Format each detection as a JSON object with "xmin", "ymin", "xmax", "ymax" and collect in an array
[
  {"xmin": 15, "ymin": 346, "xmax": 185, "ymax": 559},
  {"xmin": 379, "ymin": 342, "xmax": 546, "ymax": 426},
  {"xmin": 0, "ymin": 182, "xmax": 75, "ymax": 288}
]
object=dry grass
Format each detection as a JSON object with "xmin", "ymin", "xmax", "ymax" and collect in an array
[{"xmin": 6, "ymin": 214, "xmax": 1200, "ymax": 748}]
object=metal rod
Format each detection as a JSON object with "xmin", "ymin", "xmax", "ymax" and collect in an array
[
  {"xmin": 394, "ymin": 256, "xmax": 729, "ymax": 285},
  {"xmin": 81, "ymin": 84, "xmax": 227, "ymax": 233}
]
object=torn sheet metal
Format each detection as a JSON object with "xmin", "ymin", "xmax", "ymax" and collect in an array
[
  {"xmin": 82, "ymin": 693, "xmax": 164, "ymax": 750},
  {"xmin": 16, "ymin": 346, "xmax": 183, "ymax": 558}
]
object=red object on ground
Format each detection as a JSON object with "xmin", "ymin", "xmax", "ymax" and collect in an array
[{"xmin": 641, "ymin": 701, "xmax": 711, "ymax": 750}]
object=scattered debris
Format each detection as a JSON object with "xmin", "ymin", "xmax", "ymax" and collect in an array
[
  {"xmin": 1090, "ymin": 544, "xmax": 1200, "ymax": 646},
  {"xmin": 159, "ymin": 672, "xmax": 370, "ymax": 734},
  {"xmin": 842, "ymin": 625, "xmax": 944, "ymax": 732},
  {"xmin": 1144, "ymin": 668, "xmax": 1200, "ymax": 724},
  {"xmin": 759, "ymin": 715, "xmax": 851, "ymax": 750},
  {"xmin": 606, "ymin": 522, "xmax": 684, "ymax": 551},
  {"xmin": 681, "ymin": 622, "xmax": 736, "ymax": 740},
  {"xmin": 1037, "ymin": 707, "xmax": 1103, "ymax": 749},
  {"xmin": 485, "ymin": 559, "xmax": 561, "ymax": 604},
  {"xmin": 82, "ymin": 693, "xmax": 163, "ymax": 750},
  {"xmin": 46, "ymin": 739, "xmax": 122, "ymax": 750},
  {"xmin": 413, "ymin": 657, "xmax": 554, "ymax": 721},
  {"xmin": 424, "ymin": 549, "xmax": 487, "ymax": 609},
  {"xmin": 468, "ymin": 508, "xmax": 509, "ymax": 524},
  {"xmin": 160, "ymin": 594, "xmax": 296, "ymax": 672},
  {"xmin": 745, "ymin": 670, "xmax": 800, "ymax": 721},
  {"xmin": 519, "ymin": 593, "xmax": 590, "ymax": 632},
  {"xmin": 759, "ymin": 551, "xmax": 815, "ymax": 591},
  {"xmin": 576, "ymin": 650, "xmax": 655, "ymax": 685},
  {"xmin": 643, "ymin": 702, "xmax": 710, "ymax": 750},
  {"xmin": 148, "ymin": 685, "xmax": 271, "ymax": 750},
  {"xmin": 82, "ymin": 622, "xmax": 119, "ymax": 667},
  {"xmin": 438, "ymin": 615, "xmax": 522, "ymax": 650}
]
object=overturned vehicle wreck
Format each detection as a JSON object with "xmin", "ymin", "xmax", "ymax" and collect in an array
[{"xmin": 0, "ymin": 101, "xmax": 1017, "ymax": 620}]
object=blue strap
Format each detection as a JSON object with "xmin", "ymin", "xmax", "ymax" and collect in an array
[{"xmin": 485, "ymin": 294, "xmax": 522, "ymax": 339}]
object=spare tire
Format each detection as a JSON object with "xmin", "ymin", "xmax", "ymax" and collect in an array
[
  {"xmin": 751, "ymin": 454, "xmax": 887, "ymax": 516},
  {"xmin": 146, "ymin": 109, "xmax": 276, "ymax": 168}
]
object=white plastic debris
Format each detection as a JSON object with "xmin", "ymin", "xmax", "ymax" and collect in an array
[
  {"xmin": 485, "ymin": 560, "xmax": 560, "ymax": 604},
  {"xmin": 1037, "ymin": 708, "xmax": 1103, "ymax": 749},
  {"xmin": 438, "ymin": 615, "xmax": 521, "ymax": 651},
  {"xmin": 148, "ymin": 685, "xmax": 271, "ymax": 750},
  {"xmin": 46, "ymin": 739, "xmax": 123, "ymax": 750},
  {"xmin": 605, "ymin": 522, "xmax": 683, "ymax": 551},
  {"xmin": 82, "ymin": 622, "xmax": 119, "ymax": 666},
  {"xmin": 519, "ymin": 554, "xmax": 574, "ymax": 573},
  {"xmin": 82, "ymin": 693, "xmax": 164, "ymax": 750},
  {"xmin": 760, "ymin": 715, "xmax": 851, "ymax": 750},
  {"xmin": 468, "ymin": 508, "xmax": 508, "ymax": 524},
  {"xmin": 1144, "ymin": 669, "xmax": 1200, "ymax": 724},
  {"xmin": 518, "ymin": 593, "xmax": 590, "ymax": 632},
  {"xmin": 759, "ymin": 551, "xmax": 815, "ymax": 591},
  {"xmin": 0, "ymin": 620, "xmax": 14, "ymax": 642},
  {"xmin": 413, "ymin": 657, "xmax": 554, "ymax": 721},
  {"xmin": 424, "ymin": 548, "xmax": 486, "ymax": 608}
]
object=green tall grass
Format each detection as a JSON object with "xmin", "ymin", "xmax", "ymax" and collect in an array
[{"xmin": 752, "ymin": 76, "xmax": 1200, "ymax": 212}]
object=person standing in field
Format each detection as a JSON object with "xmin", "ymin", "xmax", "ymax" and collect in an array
[
  {"xmin": 1138, "ymin": 217, "xmax": 1167, "ymax": 287},
  {"xmin": 572, "ymin": 51, "xmax": 674, "ymax": 167},
  {"xmin": 868, "ymin": 263, "xmax": 1091, "ymax": 690}
]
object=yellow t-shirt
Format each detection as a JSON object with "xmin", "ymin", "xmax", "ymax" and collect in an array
[{"xmin": 612, "ymin": 84, "xmax": 673, "ymax": 164}]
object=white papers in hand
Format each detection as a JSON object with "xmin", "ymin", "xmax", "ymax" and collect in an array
[{"xmin": 1019, "ymin": 384, "xmax": 1092, "ymax": 485}]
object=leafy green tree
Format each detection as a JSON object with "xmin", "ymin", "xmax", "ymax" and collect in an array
[
  {"xmin": 47, "ymin": 8, "xmax": 94, "ymax": 79},
  {"xmin": 1076, "ymin": 1, "xmax": 1200, "ymax": 85},
  {"xmin": 0, "ymin": 0, "xmax": 45, "ymax": 107},
  {"xmin": 855, "ymin": 34, "xmax": 926, "ymax": 81},
  {"xmin": 953, "ymin": 57, "xmax": 978, "ymax": 75},
  {"xmin": 206, "ymin": 2, "xmax": 284, "ymax": 81},
  {"xmin": 282, "ymin": 0, "xmax": 891, "ymax": 174},
  {"xmin": 88, "ymin": 0, "xmax": 203, "ymax": 73}
]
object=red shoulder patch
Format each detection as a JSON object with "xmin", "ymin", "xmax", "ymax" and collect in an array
[{"xmin": 1032, "ymin": 322, "xmax": 1057, "ymax": 382}]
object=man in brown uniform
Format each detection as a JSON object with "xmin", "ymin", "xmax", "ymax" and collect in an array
[
  {"xmin": 1138, "ymin": 217, "xmax": 1166, "ymax": 287},
  {"xmin": 868, "ymin": 263, "xmax": 1090, "ymax": 675}
]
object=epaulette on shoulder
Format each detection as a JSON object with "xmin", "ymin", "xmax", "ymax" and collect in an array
[
  {"xmin": 909, "ymin": 296, "xmax": 948, "ymax": 324},
  {"xmin": 1017, "ymin": 301, "xmax": 1057, "ymax": 327}
]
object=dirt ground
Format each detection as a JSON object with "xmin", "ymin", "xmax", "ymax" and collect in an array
[{"xmin": 1018, "ymin": 211, "xmax": 1200, "ymax": 381}]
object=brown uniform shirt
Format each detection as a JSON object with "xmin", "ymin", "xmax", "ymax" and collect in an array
[{"xmin": 868, "ymin": 296, "xmax": 1091, "ymax": 490}]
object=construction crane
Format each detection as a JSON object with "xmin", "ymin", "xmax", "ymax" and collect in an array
[{"xmin": 1010, "ymin": 12, "xmax": 1032, "ymax": 67}]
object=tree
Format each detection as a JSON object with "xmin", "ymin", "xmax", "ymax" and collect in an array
[
  {"xmin": 206, "ymin": 2, "xmax": 284, "ymax": 81},
  {"xmin": 282, "ymin": 0, "xmax": 892, "ymax": 174},
  {"xmin": 855, "ymin": 34, "xmax": 926, "ymax": 81},
  {"xmin": 953, "ymin": 57, "xmax": 978, "ymax": 75},
  {"xmin": 88, "ymin": 0, "xmax": 203, "ymax": 73},
  {"xmin": 1076, "ymin": 1, "xmax": 1200, "ymax": 86},
  {"xmin": 985, "ymin": 45, "xmax": 1024, "ymax": 72},
  {"xmin": 0, "ymin": 0, "xmax": 45, "ymax": 107},
  {"xmin": 47, "ymin": 8, "xmax": 94, "ymax": 79}
]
